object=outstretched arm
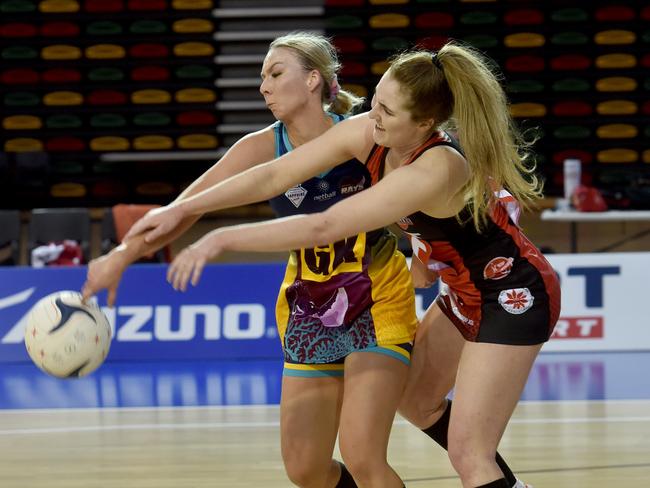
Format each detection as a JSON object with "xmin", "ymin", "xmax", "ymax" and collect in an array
[
  {"xmin": 126, "ymin": 114, "xmax": 373, "ymax": 243},
  {"xmin": 82, "ymin": 128, "xmax": 276, "ymax": 305},
  {"xmin": 168, "ymin": 146, "xmax": 467, "ymax": 290}
]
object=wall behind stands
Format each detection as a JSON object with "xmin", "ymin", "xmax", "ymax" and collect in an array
[{"xmin": 0, "ymin": 251, "xmax": 648, "ymax": 366}]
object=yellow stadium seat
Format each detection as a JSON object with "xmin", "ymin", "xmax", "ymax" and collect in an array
[
  {"xmin": 594, "ymin": 30, "xmax": 636, "ymax": 45},
  {"xmin": 173, "ymin": 42, "xmax": 214, "ymax": 57},
  {"xmin": 595, "ymin": 76, "xmax": 637, "ymax": 92},
  {"xmin": 177, "ymin": 134, "xmax": 218, "ymax": 149},
  {"xmin": 4, "ymin": 138, "xmax": 44, "ymax": 152},
  {"xmin": 131, "ymin": 89, "xmax": 172, "ymax": 104},
  {"xmin": 3, "ymin": 115, "xmax": 42, "ymax": 130},
  {"xmin": 50, "ymin": 182, "xmax": 86, "ymax": 198},
  {"xmin": 172, "ymin": 18, "xmax": 213, "ymax": 33},
  {"xmin": 133, "ymin": 135, "xmax": 174, "ymax": 150},
  {"xmin": 39, "ymin": 0, "xmax": 79, "ymax": 13},
  {"xmin": 596, "ymin": 100, "xmax": 638, "ymax": 115},
  {"xmin": 371, "ymin": 60, "xmax": 391, "ymax": 75},
  {"xmin": 596, "ymin": 124, "xmax": 638, "ymax": 139},
  {"xmin": 172, "ymin": 0, "xmax": 212, "ymax": 9},
  {"xmin": 504, "ymin": 33, "xmax": 545, "ymax": 48},
  {"xmin": 369, "ymin": 13, "xmax": 410, "ymax": 29},
  {"xmin": 43, "ymin": 91, "xmax": 83, "ymax": 106},
  {"xmin": 90, "ymin": 136, "xmax": 130, "ymax": 151},
  {"xmin": 41, "ymin": 45, "xmax": 81, "ymax": 60},
  {"xmin": 595, "ymin": 53, "xmax": 636, "ymax": 69},
  {"xmin": 85, "ymin": 44, "xmax": 126, "ymax": 59},
  {"xmin": 510, "ymin": 102, "xmax": 547, "ymax": 117},
  {"xmin": 175, "ymin": 88, "xmax": 216, "ymax": 103},
  {"xmin": 597, "ymin": 148, "xmax": 638, "ymax": 163}
]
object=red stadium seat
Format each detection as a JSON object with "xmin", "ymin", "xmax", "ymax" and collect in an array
[
  {"xmin": 340, "ymin": 61, "xmax": 367, "ymax": 77},
  {"xmin": 130, "ymin": 66, "xmax": 170, "ymax": 81},
  {"xmin": 594, "ymin": 6, "xmax": 635, "ymax": 22},
  {"xmin": 1, "ymin": 68, "xmax": 39, "ymax": 84},
  {"xmin": 40, "ymin": 21, "xmax": 80, "ymax": 37},
  {"xmin": 416, "ymin": 35, "xmax": 450, "ymax": 50},
  {"xmin": 128, "ymin": 0, "xmax": 165, "ymax": 10},
  {"xmin": 552, "ymin": 101, "xmax": 593, "ymax": 117},
  {"xmin": 0, "ymin": 22, "xmax": 37, "ymax": 37},
  {"xmin": 42, "ymin": 68, "xmax": 81, "ymax": 83},
  {"xmin": 84, "ymin": 0, "xmax": 124, "ymax": 12},
  {"xmin": 87, "ymin": 90, "xmax": 128, "ymax": 105},
  {"xmin": 333, "ymin": 37, "xmax": 366, "ymax": 54},
  {"xmin": 503, "ymin": 9, "xmax": 543, "ymax": 25},
  {"xmin": 551, "ymin": 54, "xmax": 591, "ymax": 71},
  {"xmin": 45, "ymin": 137, "xmax": 85, "ymax": 152},
  {"xmin": 176, "ymin": 111, "xmax": 217, "ymax": 126},
  {"xmin": 414, "ymin": 12, "xmax": 454, "ymax": 29},
  {"xmin": 129, "ymin": 43, "xmax": 169, "ymax": 58},
  {"xmin": 505, "ymin": 55, "xmax": 544, "ymax": 72},
  {"xmin": 552, "ymin": 149, "xmax": 593, "ymax": 165}
]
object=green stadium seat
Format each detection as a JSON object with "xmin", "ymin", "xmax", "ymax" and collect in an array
[
  {"xmin": 461, "ymin": 34, "xmax": 498, "ymax": 49},
  {"xmin": 596, "ymin": 77, "xmax": 637, "ymax": 92},
  {"xmin": 130, "ymin": 20, "xmax": 167, "ymax": 34},
  {"xmin": 371, "ymin": 37, "xmax": 409, "ymax": 52},
  {"xmin": 506, "ymin": 79, "xmax": 544, "ymax": 94},
  {"xmin": 134, "ymin": 112, "xmax": 172, "ymax": 127},
  {"xmin": 86, "ymin": 21, "xmax": 123, "ymax": 35},
  {"xmin": 553, "ymin": 125, "xmax": 591, "ymax": 140},
  {"xmin": 460, "ymin": 11, "xmax": 498, "ymax": 25},
  {"xmin": 1, "ymin": 0, "xmax": 37, "ymax": 13},
  {"xmin": 326, "ymin": 15, "xmax": 364, "ymax": 29},
  {"xmin": 2, "ymin": 46, "xmax": 38, "ymax": 59},
  {"xmin": 46, "ymin": 114, "xmax": 82, "ymax": 129},
  {"xmin": 550, "ymin": 31, "xmax": 588, "ymax": 46},
  {"xmin": 88, "ymin": 67, "xmax": 125, "ymax": 82},
  {"xmin": 175, "ymin": 64, "xmax": 214, "ymax": 79},
  {"xmin": 90, "ymin": 113, "xmax": 127, "ymax": 128},
  {"xmin": 4, "ymin": 92, "xmax": 39, "ymax": 106},
  {"xmin": 644, "ymin": 125, "xmax": 650, "ymax": 139},
  {"xmin": 504, "ymin": 33, "xmax": 545, "ymax": 48},
  {"xmin": 551, "ymin": 8, "xmax": 588, "ymax": 23},
  {"xmin": 92, "ymin": 161, "xmax": 120, "ymax": 175},
  {"xmin": 52, "ymin": 161, "xmax": 84, "ymax": 175},
  {"xmin": 551, "ymin": 78, "xmax": 590, "ymax": 93},
  {"xmin": 596, "ymin": 124, "xmax": 638, "ymax": 139}
]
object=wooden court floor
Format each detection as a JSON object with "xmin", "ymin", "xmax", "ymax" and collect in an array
[{"xmin": 0, "ymin": 400, "xmax": 649, "ymax": 487}]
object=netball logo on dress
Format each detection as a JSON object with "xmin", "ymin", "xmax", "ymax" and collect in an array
[
  {"xmin": 498, "ymin": 288, "xmax": 534, "ymax": 315},
  {"xmin": 285, "ymin": 185, "xmax": 307, "ymax": 208},
  {"xmin": 483, "ymin": 257, "xmax": 514, "ymax": 280}
]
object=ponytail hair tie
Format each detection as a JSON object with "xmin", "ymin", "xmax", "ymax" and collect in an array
[
  {"xmin": 431, "ymin": 52, "xmax": 443, "ymax": 70},
  {"xmin": 329, "ymin": 74, "xmax": 341, "ymax": 103}
]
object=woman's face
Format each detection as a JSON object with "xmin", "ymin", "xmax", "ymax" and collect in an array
[
  {"xmin": 259, "ymin": 47, "xmax": 318, "ymax": 120},
  {"xmin": 368, "ymin": 72, "xmax": 427, "ymax": 148}
]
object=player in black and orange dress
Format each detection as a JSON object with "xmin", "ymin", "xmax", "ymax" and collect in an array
[{"xmin": 136, "ymin": 42, "xmax": 551, "ymax": 488}]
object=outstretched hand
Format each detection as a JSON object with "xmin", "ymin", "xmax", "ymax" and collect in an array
[
  {"xmin": 124, "ymin": 204, "xmax": 185, "ymax": 243},
  {"xmin": 167, "ymin": 232, "xmax": 223, "ymax": 292},
  {"xmin": 81, "ymin": 250, "xmax": 128, "ymax": 307}
]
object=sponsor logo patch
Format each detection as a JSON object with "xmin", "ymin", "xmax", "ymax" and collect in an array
[
  {"xmin": 483, "ymin": 256, "xmax": 514, "ymax": 280},
  {"xmin": 285, "ymin": 185, "xmax": 307, "ymax": 208},
  {"xmin": 498, "ymin": 287, "xmax": 534, "ymax": 315},
  {"xmin": 397, "ymin": 216, "xmax": 413, "ymax": 230}
]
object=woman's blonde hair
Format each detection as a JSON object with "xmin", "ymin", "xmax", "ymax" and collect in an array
[
  {"xmin": 388, "ymin": 42, "xmax": 543, "ymax": 231},
  {"xmin": 270, "ymin": 32, "xmax": 364, "ymax": 115}
]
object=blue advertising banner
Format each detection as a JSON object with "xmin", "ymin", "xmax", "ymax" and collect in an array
[{"xmin": 0, "ymin": 264, "xmax": 438, "ymax": 364}]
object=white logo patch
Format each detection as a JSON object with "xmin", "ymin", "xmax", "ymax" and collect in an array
[
  {"xmin": 498, "ymin": 287, "xmax": 534, "ymax": 315},
  {"xmin": 285, "ymin": 185, "xmax": 307, "ymax": 208}
]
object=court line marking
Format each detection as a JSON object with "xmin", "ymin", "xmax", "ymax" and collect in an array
[
  {"xmin": 2, "ymin": 415, "xmax": 650, "ymax": 436},
  {"xmin": 1, "ymin": 398, "xmax": 649, "ymax": 415}
]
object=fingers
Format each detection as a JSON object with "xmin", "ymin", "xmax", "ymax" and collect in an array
[
  {"xmin": 81, "ymin": 281, "xmax": 93, "ymax": 303},
  {"xmin": 167, "ymin": 252, "xmax": 205, "ymax": 292},
  {"xmin": 107, "ymin": 286, "xmax": 117, "ymax": 308},
  {"xmin": 144, "ymin": 224, "xmax": 165, "ymax": 244},
  {"xmin": 124, "ymin": 218, "xmax": 151, "ymax": 240}
]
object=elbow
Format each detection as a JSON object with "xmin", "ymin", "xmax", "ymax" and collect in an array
[{"xmin": 310, "ymin": 213, "xmax": 337, "ymax": 246}]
